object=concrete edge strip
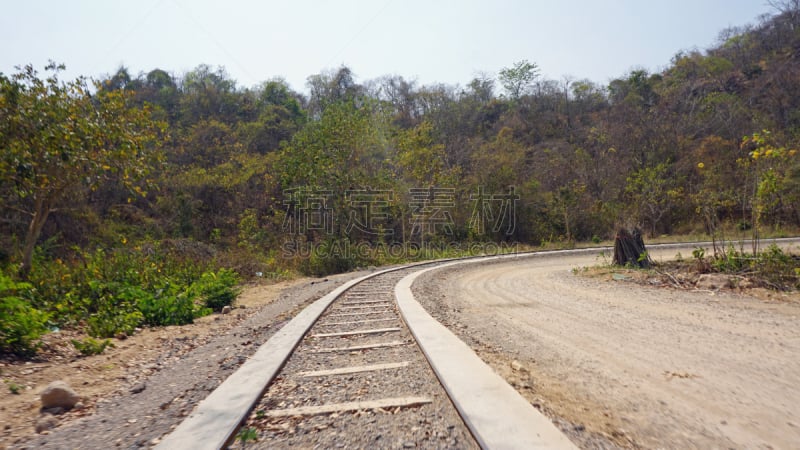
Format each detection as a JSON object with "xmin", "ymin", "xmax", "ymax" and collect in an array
[
  {"xmin": 155, "ymin": 263, "xmax": 432, "ymax": 450},
  {"xmin": 156, "ymin": 252, "xmax": 566, "ymax": 450},
  {"xmin": 395, "ymin": 255, "xmax": 580, "ymax": 450}
]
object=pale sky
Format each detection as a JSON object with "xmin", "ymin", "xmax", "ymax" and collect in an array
[{"xmin": 1, "ymin": 1, "xmax": 775, "ymax": 93}]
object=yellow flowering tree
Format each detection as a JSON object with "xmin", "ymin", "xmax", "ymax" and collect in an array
[
  {"xmin": 739, "ymin": 130, "xmax": 797, "ymax": 253},
  {"xmin": 692, "ymin": 136, "xmax": 740, "ymax": 256}
]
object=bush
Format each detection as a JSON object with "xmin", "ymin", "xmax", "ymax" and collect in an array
[
  {"xmin": 302, "ymin": 239, "xmax": 361, "ymax": 276},
  {"xmin": 12, "ymin": 245, "xmax": 238, "ymax": 341},
  {"xmin": 0, "ymin": 274, "xmax": 49, "ymax": 356},
  {"xmin": 192, "ymin": 269, "xmax": 241, "ymax": 312},
  {"xmin": 71, "ymin": 337, "xmax": 113, "ymax": 356},
  {"xmin": 88, "ymin": 307, "xmax": 143, "ymax": 339},
  {"xmin": 137, "ymin": 283, "xmax": 197, "ymax": 326},
  {"xmin": 86, "ymin": 282, "xmax": 145, "ymax": 338},
  {"xmin": 758, "ymin": 244, "xmax": 798, "ymax": 289}
]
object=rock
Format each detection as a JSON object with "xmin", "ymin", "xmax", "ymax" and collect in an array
[
  {"xmin": 221, "ymin": 306, "xmax": 232, "ymax": 315},
  {"xmin": 510, "ymin": 360, "xmax": 526, "ymax": 372},
  {"xmin": 130, "ymin": 383, "xmax": 146, "ymax": 394},
  {"xmin": 41, "ymin": 407, "xmax": 65, "ymax": 416},
  {"xmin": 35, "ymin": 415, "xmax": 58, "ymax": 434},
  {"xmin": 696, "ymin": 274, "xmax": 731, "ymax": 290},
  {"xmin": 40, "ymin": 381, "xmax": 80, "ymax": 409}
]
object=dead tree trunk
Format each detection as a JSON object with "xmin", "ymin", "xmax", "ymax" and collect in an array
[{"xmin": 613, "ymin": 228, "xmax": 651, "ymax": 268}]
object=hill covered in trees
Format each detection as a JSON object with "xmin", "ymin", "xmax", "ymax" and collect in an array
[{"xmin": 2, "ymin": 6, "xmax": 800, "ymax": 353}]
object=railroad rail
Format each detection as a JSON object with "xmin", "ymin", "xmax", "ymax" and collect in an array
[{"xmin": 156, "ymin": 256, "xmax": 581, "ymax": 449}]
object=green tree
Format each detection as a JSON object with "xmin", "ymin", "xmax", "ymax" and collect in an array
[
  {"xmin": 624, "ymin": 161, "xmax": 684, "ymax": 237},
  {"xmin": 498, "ymin": 60, "xmax": 539, "ymax": 100},
  {"xmin": 0, "ymin": 63, "xmax": 164, "ymax": 275},
  {"xmin": 396, "ymin": 121, "xmax": 458, "ymax": 187}
]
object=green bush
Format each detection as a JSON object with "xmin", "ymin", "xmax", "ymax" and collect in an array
[
  {"xmin": 12, "ymin": 245, "xmax": 237, "ymax": 341},
  {"xmin": 71, "ymin": 337, "xmax": 114, "ymax": 356},
  {"xmin": 88, "ymin": 307, "xmax": 143, "ymax": 339},
  {"xmin": 192, "ymin": 268, "xmax": 241, "ymax": 312},
  {"xmin": 86, "ymin": 282, "xmax": 145, "ymax": 338},
  {"xmin": 0, "ymin": 274, "xmax": 49, "ymax": 356},
  {"xmin": 137, "ymin": 283, "xmax": 197, "ymax": 326},
  {"xmin": 758, "ymin": 244, "xmax": 798, "ymax": 289}
]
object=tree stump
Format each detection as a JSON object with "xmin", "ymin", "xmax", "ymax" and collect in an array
[{"xmin": 613, "ymin": 228, "xmax": 651, "ymax": 268}]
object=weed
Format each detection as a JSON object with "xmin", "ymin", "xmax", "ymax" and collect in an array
[
  {"xmin": 6, "ymin": 380, "xmax": 22, "ymax": 395},
  {"xmin": 236, "ymin": 426, "xmax": 258, "ymax": 446},
  {"xmin": 71, "ymin": 337, "xmax": 114, "ymax": 356}
]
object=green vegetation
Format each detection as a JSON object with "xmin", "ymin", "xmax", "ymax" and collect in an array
[
  {"xmin": 235, "ymin": 427, "xmax": 259, "ymax": 446},
  {"xmin": 0, "ymin": 273, "xmax": 48, "ymax": 356},
  {"xmin": 697, "ymin": 244, "xmax": 800, "ymax": 290},
  {"xmin": 5, "ymin": 380, "xmax": 22, "ymax": 395},
  {"xmin": 3, "ymin": 7, "xmax": 800, "ymax": 356},
  {"xmin": 71, "ymin": 337, "xmax": 114, "ymax": 356},
  {"xmin": 192, "ymin": 268, "xmax": 240, "ymax": 312}
]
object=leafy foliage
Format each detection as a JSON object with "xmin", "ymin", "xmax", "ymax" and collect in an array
[
  {"xmin": 0, "ymin": 62, "xmax": 165, "ymax": 275},
  {"xmin": 71, "ymin": 337, "xmax": 114, "ymax": 356},
  {"xmin": 192, "ymin": 268, "xmax": 241, "ymax": 312},
  {"xmin": 4, "ymin": 8, "xmax": 800, "ymax": 358},
  {"xmin": 0, "ymin": 273, "xmax": 49, "ymax": 355}
]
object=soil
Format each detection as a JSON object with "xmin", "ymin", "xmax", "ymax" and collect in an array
[
  {"xmin": 412, "ymin": 244, "xmax": 800, "ymax": 449},
  {"xmin": 0, "ymin": 271, "xmax": 369, "ymax": 450}
]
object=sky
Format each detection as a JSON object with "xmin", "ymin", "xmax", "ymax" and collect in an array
[{"xmin": 0, "ymin": 1, "xmax": 776, "ymax": 93}]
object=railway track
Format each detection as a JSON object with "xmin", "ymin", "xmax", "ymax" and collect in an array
[{"xmin": 157, "ymin": 258, "xmax": 577, "ymax": 450}]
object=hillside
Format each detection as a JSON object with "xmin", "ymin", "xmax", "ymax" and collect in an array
[{"xmin": 1, "ymin": 6, "xmax": 800, "ymax": 355}]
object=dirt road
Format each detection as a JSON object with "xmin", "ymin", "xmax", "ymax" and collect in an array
[{"xmin": 414, "ymin": 246, "xmax": 800, "ymax": 449}]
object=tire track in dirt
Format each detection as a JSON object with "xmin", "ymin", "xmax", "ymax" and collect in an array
[{"xmin": 414, "ymin": 248, "xmax": 800, "ymax": 449}]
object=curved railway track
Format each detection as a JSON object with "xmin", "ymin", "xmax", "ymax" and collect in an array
[{"xmin": 156, "ymin": 257, "xmax": 577, "ymax": 449}]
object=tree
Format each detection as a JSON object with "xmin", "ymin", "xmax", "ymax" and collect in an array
[
  {"xmin": 498, "ymin": 60, "xmax": 540, "ymax": 100},
  {"xmin": 624, "ymin": 161, "xmax": 683, "ymax": 236},
  {"xmin": 306, "ymin": 66, "xmax": 364, "ymax": 118},
  {"xmin": 0, "ymin": 63, "xmax": 164, "ymax": 275},
  {"xmin": 739, "ymin": 130, "xmax": 798, "ymax": 253},
  {"xmin": 178, "ymin": 64, "xmax": 238, "ymax": 124}
]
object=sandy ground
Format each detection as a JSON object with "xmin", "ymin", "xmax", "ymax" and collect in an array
[{"xmin": 412, "ymin": 245, "xmax": 800, "ymax": 449}]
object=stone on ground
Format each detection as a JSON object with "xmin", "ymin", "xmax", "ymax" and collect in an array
[{"xmin": 40, "ymin": 380, "xmax": 80, "ymax": 409}]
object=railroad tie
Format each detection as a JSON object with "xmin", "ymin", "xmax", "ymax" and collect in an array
[
  {"xmin": 265, "ymin": 396, "xmax": 432, "ymax": 418},
  {"xmin": 311, "ymin": 327, "xmax": 401, "ymax": 338},
  {"xmin": 311, "ymin": 341, "xmax": 407, "ymax": 353},
  {"xmin": 298, "ymin": 361, "xmax": 410, "ymax": 377}
]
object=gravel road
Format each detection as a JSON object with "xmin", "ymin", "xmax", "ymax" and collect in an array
[{"xmin": 412, "ymin": 246, "xmax": 800, "ymax": 449}]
